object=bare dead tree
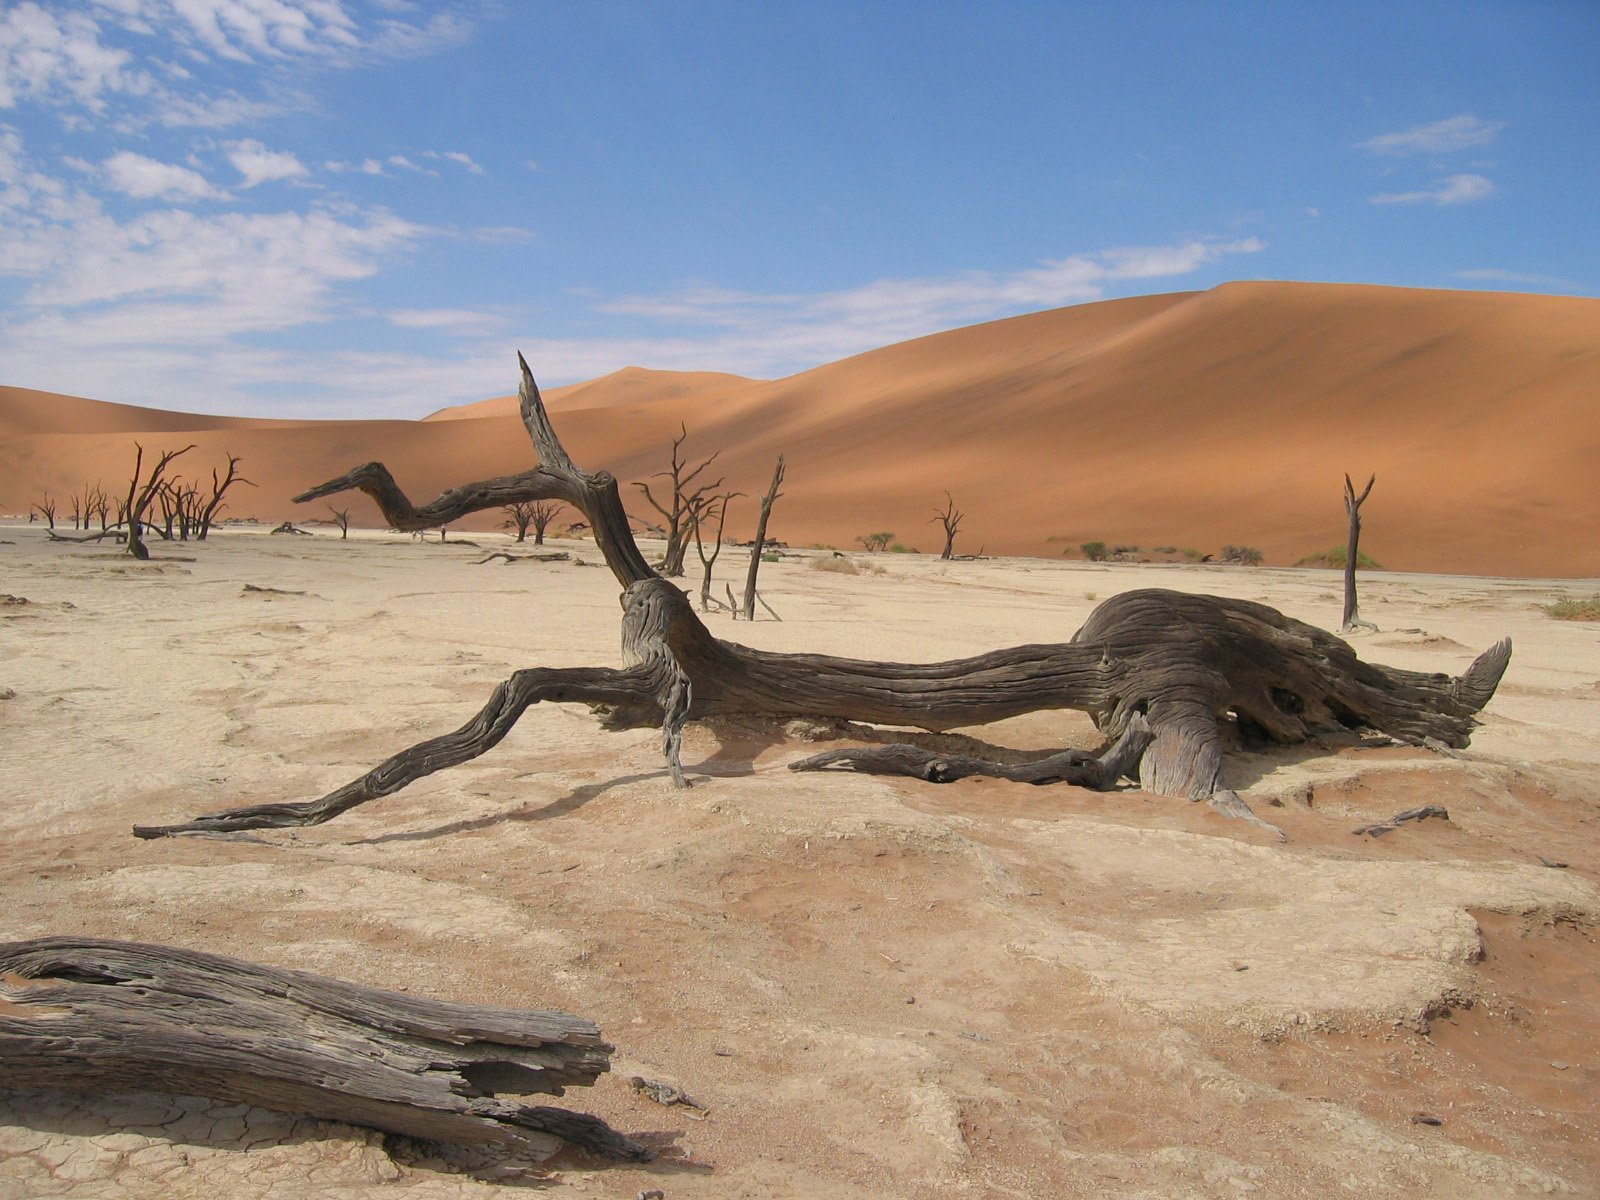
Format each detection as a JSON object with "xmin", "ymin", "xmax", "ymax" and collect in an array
[
  {"xmin": 90, "ymin": 485, "xmax": 110, "ymax": 533},
  {"xmin": 134, "ymin": 356, "xmax": 1510, "ymax": 843},
  {"xmin": 121, "ymin": 444, "xmax": 194, "ymax": 560},
  {"xmin": 502, "ymin": 500, "xmax": 535, "ymax": 542},
  {"xmin": 504, "ymin": 499, "xmax": 564, "ymax": 544},
  {"xmin": 326, "ymin": 504, "xmax": 352, "ymax": 539},
  {"xmin": 30, "ymin": 495, "xmax": 56, "ymax": 531},
  {"xmin": 152, "ymin": 479, "xmax": 181, "ymax": 541},
  {"xmin": 930, "ymin": 492, "xmax": 964, "ymax": 560},
  {"xmin": 1342, "ymin": 473, "xmax": 1377, "ymax": 634},
  {"xmin": 68, "ymin": 490, "xmax": 84, "ymax": 531},
  {"xmin": 196, "ymin": 454, "xmax": 252, "ymax": 540},
  {"xmin": 689, "ymin": 491, "xmax": 740, "ymax": 611},
  {"xmin": 632, "ymin": 426, "xmax": 722, "ymax": 577},
  {"xmin": 740, "ymin": 456, "xmax": 786, "ymax": 621}
]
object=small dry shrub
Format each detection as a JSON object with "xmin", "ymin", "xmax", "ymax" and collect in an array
[
  {"xmin": 1544, "ymin": 596, "xmax": 1600, "ymax": 621},
  {"xmin": 812, "ymin": 555, "xmax": 883, "ymax": 576}
]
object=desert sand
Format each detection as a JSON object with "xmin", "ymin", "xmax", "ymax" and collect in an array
[
  {"xmin": 5, "ymin": 282, "xmax": 1600, "ymax": 578},
  {"xmin": 2, "ymin": 517, "xmax": 1597, "ymax": 1198}
]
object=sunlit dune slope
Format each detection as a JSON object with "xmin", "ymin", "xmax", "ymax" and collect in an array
[{"xmin": 4, "ymin": 281, "xmax": 1597, "ymax": 577}]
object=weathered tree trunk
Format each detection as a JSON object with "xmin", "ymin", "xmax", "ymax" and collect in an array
[
  {"xmin": 0, "ymin": 937, "xmax": 647, "ymax": 1160},
  {"xmin": 740, "ymin": 456, "xmax": 785, "ymax": 622},
  {"xmin": 132, "ymin": 357, "xmax": 1511, "ymax": 841},
  {"xmin": 1342, "ymin": 472, "xmax": 1376, "ymax": 633}
]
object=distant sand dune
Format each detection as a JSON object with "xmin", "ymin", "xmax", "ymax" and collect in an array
[{"xmin": 4, "ymin": 281, "xmax": 1597, "ymax": 576}]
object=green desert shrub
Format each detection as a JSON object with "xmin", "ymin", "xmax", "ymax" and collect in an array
[
  {"xmin": 1080, "ymin": 540, "xmax": 1109, "ymax": 562},
  {"xmin": 856, "ymin": 531, "xmax": 894, "ymax": 553},
  {"xmin": 1295, "ymin": 546, "xmax": 1383, "ymax": 569},
  {"xmin": 1221, "ymin": 544, "xmax": 1264, "ymax": 566},
  {"xmin": 1543, "ymin": 595, "xmax": 1600, "ymax": 621}
]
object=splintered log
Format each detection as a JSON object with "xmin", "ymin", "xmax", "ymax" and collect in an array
[
  {"xmin": 0, "ymin": 937, "xmax": 648, "ymax": 1160},
  {"xmin": 133, "ymin": 355, "xmax": 1512, "ymax": 840}
]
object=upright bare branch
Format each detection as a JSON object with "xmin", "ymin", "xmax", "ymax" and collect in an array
[
  {"xmin": 690, "ymin": 491, "xmax": 740, "ymax": 611},
  {"xmin": 1342, "ymin": 473, "xmax": 1377, "ymax": 633},
  {"xmin": 741, "ymin": 456, "xmax": 786, "ymax": 621},
  {"xmin": 196, "ymin": 454, "xmax": 252, "ymax": 540},
  {"xmin": 930, "ymin": 492, "xmax": 965, "ymax": 560}
]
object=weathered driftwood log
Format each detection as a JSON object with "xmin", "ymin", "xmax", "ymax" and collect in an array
[
  {"xmin": 132, "ymin": 355, "xmax": 1511, "ymax": 840},
  {"xmin": 0, "ymin": 937, "xmax": 648, "ymax": 1161}
]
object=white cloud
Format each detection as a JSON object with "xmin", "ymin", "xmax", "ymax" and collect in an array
[
  {"xmin": 225, "ymin": 137, "xmax": 307, "ymax": 186},
  {"xmin": 1, "ymin": 135, "xmax": 429, "ymax": 347},
  {"xmin": 602, "ymin": 238, "xmax": 1266, "ymax": 353},
  {"xmin": 1370, "ymin": 173, "xmax": 1494, "ymax": 207},
  {"xmin": 0, "ymin": 2, "xmax": 150, "ymax": 111},
  {"xmin": 387, "ymin": 307, "xmax": 506, "ymax": 335},
  {"xmin": 102, "ymin": 149, "xmax": 229, "ymax": 199},
  {"xmin": 422, "ymin": 149, "xmax": 483, "ymax": 174},
  {"xmin": 1359, "ymin": 114, "xmax": 1506, "ymax": 156},
  {"xmin": 386, "ymin": 153, "xmax": 433, "ymax": 174},
  {"xmin": 3, "ymin": 1, "xmax": 475, "ymax": 128}
]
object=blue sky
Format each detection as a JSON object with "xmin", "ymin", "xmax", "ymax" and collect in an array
[{"xmin": 1, "ymin": 1, "xmax": 1595, "ymax": 419}]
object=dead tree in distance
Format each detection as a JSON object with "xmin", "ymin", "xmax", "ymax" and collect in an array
[
  {"xmin": 133, "ymin": 356, "xmax": 1511, "ymax": 842},
  {"xmin": 504, "ymin": 499, "xmax": 564, "ymax": 544},
  {"xmin": 121, "ymin": 444, "xmax": 193, "ymax": 559},
  {"xmin": 30, "ymin": 494, "xmax": 56, "ymax": 531},
  {"xmin": 632, "ymin": 426, "xmax": 722, "ymax": 577},
  {"xmin": 690, "ymin": 491, "xmax": 740, "ymax": 612},
  {"xmin": 326, "ymin": 504, "xmax": 352, "ymax": 539},
  {"xmin": 0, "ymin": 937, "xmax": 646, "ymax": 1160},
  {"xmin": 740, "ymin": 456, "xmax": 785, "ymax": 621},
  {"xmin": 1342, "ymin": 472, "xmax": 1377, "ymax": 634},
  {"xmin": 195, "ymin": 454, "xmax": 252, "ymax": 540},
  {"xmin": 931, "ymin": 492, "xmax": 964, "ymax": 560}
]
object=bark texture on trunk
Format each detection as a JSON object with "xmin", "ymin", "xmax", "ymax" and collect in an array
[{"xmin": 0, "ymin": 937, "xmax": 648, "ymax": 1160}]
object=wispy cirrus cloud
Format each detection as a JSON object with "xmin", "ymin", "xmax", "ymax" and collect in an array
[
  {"xmin": 0, "ymin": 1, "xmax": 478, "ymax": 129},
  {"xmin": 387, "ymin": 306, "xmax": 508, "ymax": 336},
  {"xmin": 600, "ymin": 239, "xmax": 1265, "ymax": 359},
  {"xmin": 1371, "ymin": 173, "xmax": 1494, "ymax": 207},
  {"xmin": 1359, "ymin": 114, "xmax": 1506, "ymax": 156}
]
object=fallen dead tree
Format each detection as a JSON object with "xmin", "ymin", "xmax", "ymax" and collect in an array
[
  {"xmin": 0, "ymin": 937, "xmax": 647, "ymax": 1160},
  {"xmin": 133, "ymin": 354, "xmax": 1511, "ymax": 840}
]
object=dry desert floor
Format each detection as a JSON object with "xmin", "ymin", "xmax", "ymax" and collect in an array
[{"xmin": 1, "ymin": 525, "xmax": 1598, "ymax": 1199}]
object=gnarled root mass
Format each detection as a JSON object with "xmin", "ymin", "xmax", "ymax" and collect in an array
[
  {"xmin": 133, "ymin": 354, "xmax": 1511, "ymax": 840},
  {"xmin": 0, "ymin": 937, "xmax": 649, "ymax": 1161}
]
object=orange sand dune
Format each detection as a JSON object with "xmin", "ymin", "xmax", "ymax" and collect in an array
[{"xmin": 4, "ymin": 281, "xmax": 1597, "ymax": 576}]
